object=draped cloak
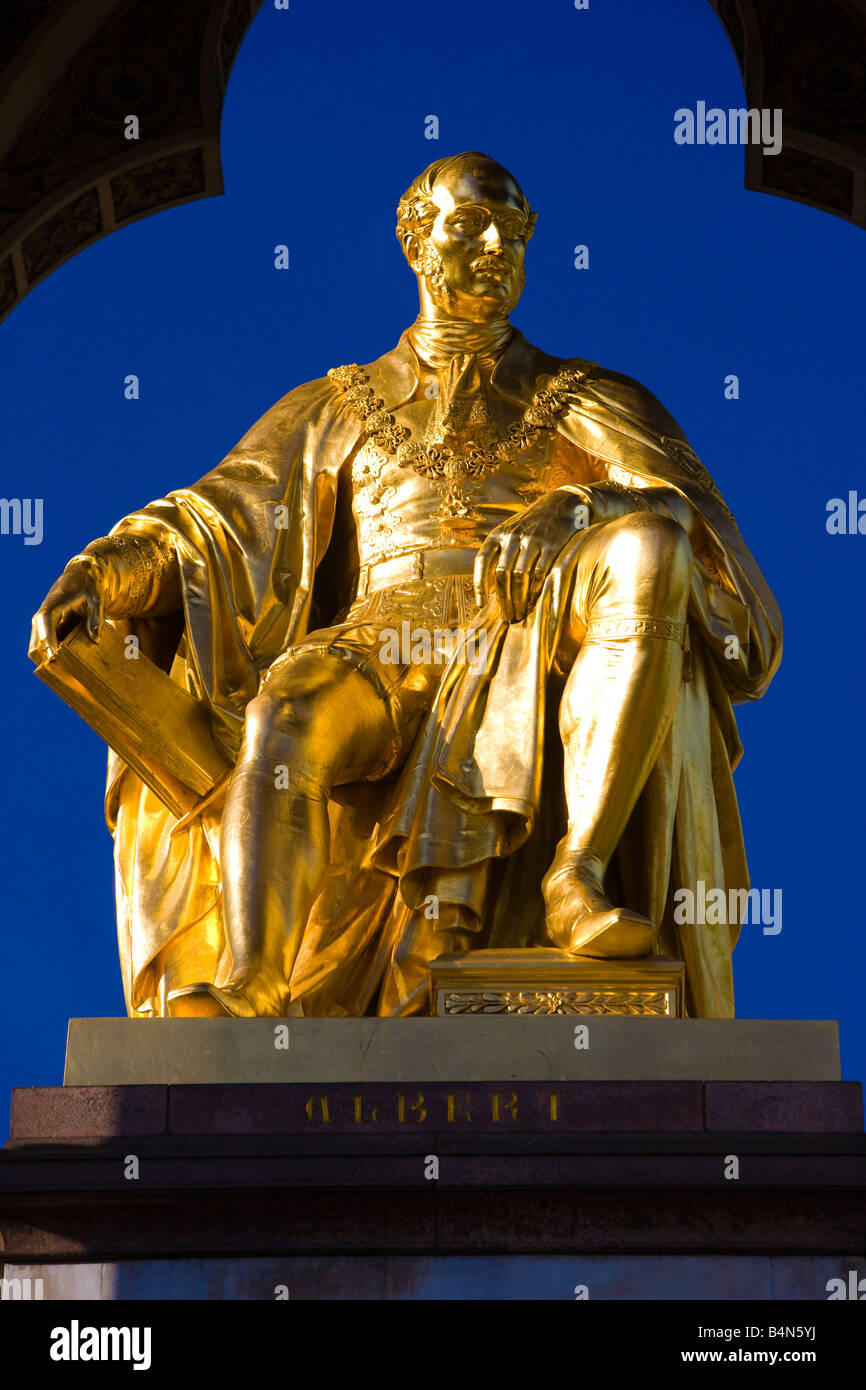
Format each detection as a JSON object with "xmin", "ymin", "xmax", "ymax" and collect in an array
[{"xmin": 105, "ymin": 328, "xmax": 782, "ymax": 1019}]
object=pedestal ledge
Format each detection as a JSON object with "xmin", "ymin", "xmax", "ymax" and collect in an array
[{"xmin": 62, "ymin": 1017, "xmax": 843, "ymax": 1085}]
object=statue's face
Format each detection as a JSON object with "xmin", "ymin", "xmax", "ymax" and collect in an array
[{"xmin": 415, "ymin": 164, "xmax": 531, "ymax": 318}]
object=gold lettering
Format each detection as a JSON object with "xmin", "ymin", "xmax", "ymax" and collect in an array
[
  {"xmin": 397, "ymin": 1092, "xmax": 425, "ymax": 1123},
  {"xmin": 303, "ymin": 1094, "xmax": 331, "ymax": 1123},
  {"xmin": 447, "ymin": 1091, "xmax": 472, "ymax": 1123},
  {"xmin": 492, "ymin": 1091, "xmax": 519, "ymax": 1122},
  {"xmin": 353, "ymin": 1094, "xmax": 378, "ymax": 1124},
  {"xmin": 549, "ymin": 1090, "xmax": 560, "ymax": 1123}
]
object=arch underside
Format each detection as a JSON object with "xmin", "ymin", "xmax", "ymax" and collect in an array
[{"xmin": 0, "ymin": 0, "xmax": 266, "ymax": 323}]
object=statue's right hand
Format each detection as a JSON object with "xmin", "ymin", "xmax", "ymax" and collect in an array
[{"xmin": 29, "ymin": 558, "xmax": 105, "ymax": 664}]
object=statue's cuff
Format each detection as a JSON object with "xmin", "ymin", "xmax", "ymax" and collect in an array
[{"xmin": 73, "ymin": 532, "xmax": 175, "ymax": 616}]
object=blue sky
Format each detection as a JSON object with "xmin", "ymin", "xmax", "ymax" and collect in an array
[{"xmin": 1, "ymin": 0, "xmax": 864, "ymax": 1136}]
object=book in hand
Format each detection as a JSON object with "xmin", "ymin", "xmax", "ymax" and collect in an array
[{"xmin": 34, "ymin": 622, "xmax": 231, "ymax": 821}]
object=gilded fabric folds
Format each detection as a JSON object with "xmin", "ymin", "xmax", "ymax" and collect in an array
[{"xmin": 103, "ymin": 331, "xmax": 781, "ymax": 1019}]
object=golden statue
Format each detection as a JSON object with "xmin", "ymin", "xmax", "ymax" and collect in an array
[{"xmin": 29, "ymin": 153, "xmax": 782, "ymax": 1020}]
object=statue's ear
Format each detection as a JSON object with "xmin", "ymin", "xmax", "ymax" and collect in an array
[
  {"xmin": 523, "ymin": 212, "xmax": 539, "ymax": 246},
  {"xmin": 400, "ymin": 229, "xmax": 424, "ymax": 269}
]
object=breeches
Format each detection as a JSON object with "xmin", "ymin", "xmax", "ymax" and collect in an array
[{"xmin": 256, "ymin": 511, "xmax": 692, "ymax": 779}]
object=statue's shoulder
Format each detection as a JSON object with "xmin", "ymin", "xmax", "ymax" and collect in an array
[
  {"xmin": 189, "ymin": 369, "xmax": 359, "ymax": 495},
  {"xmin": 251, "ymin": 371, "xmax": 341, "ymax": 428},
  {"xmin": 556, "ymin": 352, "xmax": 730, "ymax": 509},
  {"xmin": 592, "ymin": 364, "xmax": 685, "ymax": 438},
  {"xmin": 221, "ymin": 370, "xmax": 352, "ymax": 459},
  {"xmin": 538, "ymin": 341, "xmax": 686, "ymax": 443},
  {"xmin": 202, "ymin": 336, "xmax": 416, "ymax": 492},
  {"xmin": 506, "ymin": 332, "xmax": 682, "ymax": 439}
]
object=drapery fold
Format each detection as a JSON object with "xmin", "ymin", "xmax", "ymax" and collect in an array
[{"xmin": 101, "ymin": 330, "xmax": 781, "ymax": 1019}]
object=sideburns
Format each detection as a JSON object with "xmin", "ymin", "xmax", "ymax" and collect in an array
[{"xmin": 418, "ymin": 243, "xmax": 458, "ymax": 308}]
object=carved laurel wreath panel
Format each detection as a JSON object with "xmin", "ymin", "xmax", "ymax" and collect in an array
[{"xmin": 444, "ymin": 990, "xmax": 670, "ymax": 1016}]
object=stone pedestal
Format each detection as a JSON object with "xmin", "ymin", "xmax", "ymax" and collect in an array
[
  {"xmin": 1, "ymin": 1018, "xmax": 864, "ymax": 1300},
  {"xmin": 62, "ymin": 1016, "xmax": 843, "ymax": 1084}
]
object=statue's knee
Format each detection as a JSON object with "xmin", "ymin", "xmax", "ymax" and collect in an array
[
  {"xmin": 648, "ymin": 513, "xmax": 692, "ymax": 595},
  {"xmin": 605, "ymin": 512, "xmax": 692, "ymax": 590},
  {"xmin": 243, "ymin": 684, "xmax": 311, "ymax": 757}
]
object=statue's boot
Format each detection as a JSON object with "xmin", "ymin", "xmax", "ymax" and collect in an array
[
  {"xmin": 177, "ymin": 657, "xmax": 395, "ymax": 1019},
  {"xmin": 543, "ymin": 849, "xmax": 657, "ymax": 957},
  {"xmin": 220, "ymin": 749, "xmax": 329, "ymax": 1017},
  {"xmin": 174, "ymin": 753, "xmax": 329, "ymax": 1018},
  {"xmin": 165, "ymin": 985, "xmax": 235, "ymax": 1018},
  {"xmin": 167, "ymin": 973, "xmax": 283, "ymax": 1020},
  {"xmin": 543, "ymin": 620, "xmax": 686, "ymax": 957}
]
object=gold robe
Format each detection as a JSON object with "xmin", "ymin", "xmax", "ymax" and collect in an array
[{"xmin": 106, "ymin": 329, "xmax": 782, "ymax": 1019}]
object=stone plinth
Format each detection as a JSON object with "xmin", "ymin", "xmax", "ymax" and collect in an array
[
  {"xmin": 1, "ymin": 1074, "xmax": 864, "ymax": 1299},
  {"xmin": 63, "ymin": 1017, "xmax": 843, "ymax": 1085},
  {"xmin": 2, "ymin": 1017, "xmax": 863, "ymax": 1300}
]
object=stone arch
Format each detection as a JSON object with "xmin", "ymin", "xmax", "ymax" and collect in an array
[
  {"xmin": 710, "ymin": 0, "xmax": 866, "ymax": 228},
  {"xmin": 0, "ymin": 0, "xmax": 265, "ymax": 323}
]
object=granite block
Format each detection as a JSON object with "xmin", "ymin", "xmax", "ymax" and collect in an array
[
  {"xmin": 705, "ymin": 1082, "xmax": 863, "ymax": 1133},
  {"xmin": 9, "ymin": 1086, "xmax": 167, "ymax": 1142},
  {"xmin": 166, "ymin": 1080, "xmax": 704, "ymax": 1135}
]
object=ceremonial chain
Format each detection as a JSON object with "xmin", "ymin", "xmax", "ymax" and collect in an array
[{"xmin": 327, "ymin": 357, "xmax": 598, "ymax": 523}]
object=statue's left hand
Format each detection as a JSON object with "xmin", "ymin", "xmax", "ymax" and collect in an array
[
  {"xmin": 29, "ymin": 559, "xmax": 106, "ymax": 664},
  {"xmin": 474, "ymin": 487, "xmax": 599, "ymax": 623}
]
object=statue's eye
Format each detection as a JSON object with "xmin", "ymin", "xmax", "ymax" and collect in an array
[{"xmin": 451, "ymin": 211, "xmax": 484, "ymax": 233}]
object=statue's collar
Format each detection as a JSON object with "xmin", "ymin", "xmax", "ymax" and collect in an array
[
  {"xmin": 490, "ymin": 329, "xmax": 566, "ymax": 403},
  {"xmin": 362, "ymin": 327, "xmax": 566, "ymax": 410}
]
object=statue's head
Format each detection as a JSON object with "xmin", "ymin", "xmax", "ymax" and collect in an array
[{"xmin": 397, "ymin": 152, "xmax": 536, "ymax": 322}]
